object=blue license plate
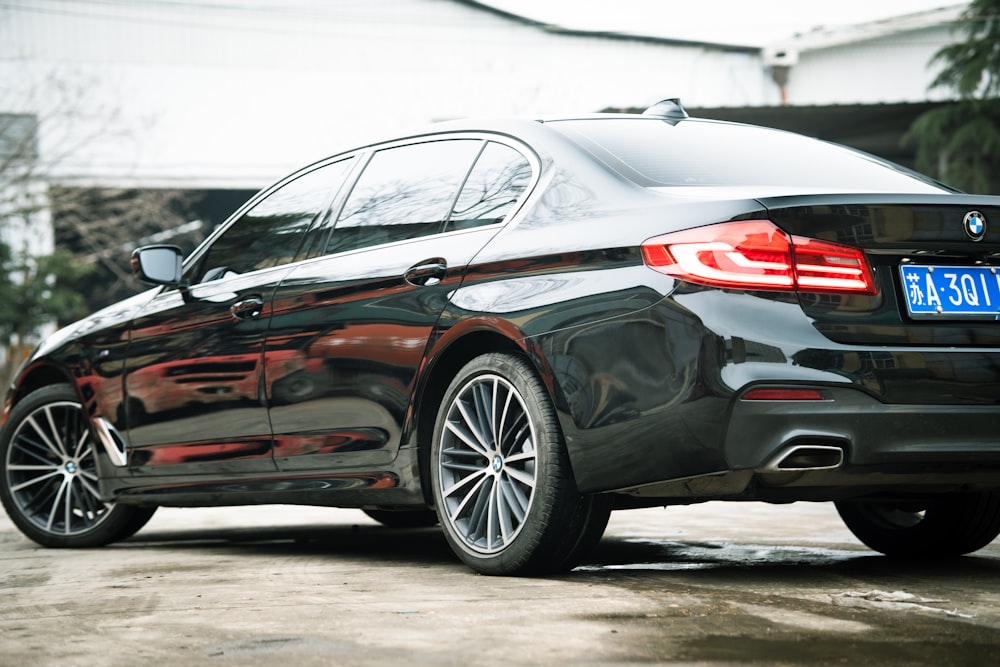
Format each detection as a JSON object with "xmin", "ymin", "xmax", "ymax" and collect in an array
[{"xmin": 899, "ymin": 265, "xmax": 1000, "ymax": 319}]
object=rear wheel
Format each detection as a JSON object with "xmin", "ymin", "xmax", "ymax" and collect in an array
[
  {"xmin": 0, "ymin": 385, "xmax": 156, "ymax": 547},
  {"xmin": 430, "ymin": 353, "xmax": 610, "ymax": 576},
  {"xmin": 835, "ymin": 492, "xmax": 1000, "ymax": 557}
]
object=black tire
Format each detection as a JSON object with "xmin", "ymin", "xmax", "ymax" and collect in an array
[
  {"xmin": 430, "ymin": 352, "xmax": 611, "ymax": 576},
  {"xmin": 362, "ymin": 508, "xmax": 439, "ymax": 528},
  {"xmin": 835, "ymin": 492, "xmax": 1000, "ymax": 558},
  {"xmin": 0, "ymin": 385, "xmax": 157, "ymax": 548}
]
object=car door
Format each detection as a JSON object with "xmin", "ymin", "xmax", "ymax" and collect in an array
[
  {"xmin": 123, "ymin": 157, "xmax": 356, "ymax": 477},
  {"xmin": 264, "ymin": 138, "xmax": 534, "ymax": 471}
]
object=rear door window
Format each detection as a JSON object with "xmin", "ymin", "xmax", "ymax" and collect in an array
[{"xmin": 326, "ymin": 140, "xmax": 483, "ymax": 255}]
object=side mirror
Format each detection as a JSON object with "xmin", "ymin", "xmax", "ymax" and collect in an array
[{"xmin": 131, "ymin": 245, "xmax": 185, "ymax": 287}]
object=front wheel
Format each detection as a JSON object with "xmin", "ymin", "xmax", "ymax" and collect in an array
[
  {"xmin": 430, "ymin": 353, "xmax": 610, "ymax": 576},
  {"xmin": 835, "ymin": 492, "xmax": 1000, "ymax": 558},
  {"xmin": 0, "ymin": 385, "xmax": 157, "ymax": 547}
]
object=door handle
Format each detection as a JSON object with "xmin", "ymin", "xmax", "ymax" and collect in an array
[
  {"xmin": 404, "ymin": 258, "xmax": 448, "ymax": 287},
  {"xmin": 230, "ymin": 296, "xmax": 264, "ymax": 320}
]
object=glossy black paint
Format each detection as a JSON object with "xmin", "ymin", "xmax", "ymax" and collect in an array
[
  {"xmin": 4, "ymin": 113, "xmax": 1000, "ymax": 513},
  {"xmin": 265, "ymin": 227, "xmax": 504, "ymax": 473},
  {"xmin": 123, "ymin": 265, "xmax": 287, "ymax": 476}
]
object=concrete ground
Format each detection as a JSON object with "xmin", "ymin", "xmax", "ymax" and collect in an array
[{"xmin": 2, "ymin": 500, "xmax": 999, "ymax": 666}]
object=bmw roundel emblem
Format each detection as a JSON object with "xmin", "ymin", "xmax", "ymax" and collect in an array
[{"xmin": 964, "ymin": 210, "xmax": 986, "ymax": 241}]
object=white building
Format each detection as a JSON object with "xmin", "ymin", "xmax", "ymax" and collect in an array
[
  {"xmin": 0, "ymin": 0, "xmax": 768, "ymax": 190},
  {"xmin": 764, "ymin": 6, "xmax": 965, "ymax": 106},
  {"xmin": 0, "ymin": 0, "xmax": 968, "ymax": 188}
]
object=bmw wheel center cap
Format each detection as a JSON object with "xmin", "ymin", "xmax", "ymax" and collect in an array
[{"xmin": 964, "ymin": 210, "xmax": 987, "ymax": 241}]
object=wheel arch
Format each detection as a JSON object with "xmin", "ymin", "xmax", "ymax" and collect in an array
[
  {"xmin": 411, "ymin": 323, "xmax": 556, "ymax": 506},
  {"xmin": 2, "ymin": 361, "xmax": 77, "ymax": 427}
]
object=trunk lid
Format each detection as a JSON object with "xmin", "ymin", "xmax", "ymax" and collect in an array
[{"xmin": 760, "ymin": 193, "xmax": 1000, "ymax": 347}]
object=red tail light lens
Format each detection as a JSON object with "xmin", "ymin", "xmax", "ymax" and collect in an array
[
  {"xmin": 742, "ymin": 388, "xmax": 825, "ymax": 401},
  {"xmin": 791, "ymin": 236, "xmax": 876, "ymax": 293},
  {"xmin": 641, "ymin": 220, "xmax": 876, "ymax": 295}
]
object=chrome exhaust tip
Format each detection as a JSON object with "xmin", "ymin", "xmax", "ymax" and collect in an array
[{"xmin": 763, "ymin": 444, "xmax": 844, "ymax": 472}]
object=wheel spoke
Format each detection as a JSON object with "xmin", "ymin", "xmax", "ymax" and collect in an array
[
  {"xmin": 64, "ymin": 482, "xmax": 79, "ymax": 533},
  {"xmin": 444, "ymin": 468, "xmax": 489, "ymax": 514},
  {"xmin": 72, "ymin": 432, "xmax": 90, "ymax": 460},
  {"xmin": 486, "ymin": 478, "xmax": 499, "ymax": 548},
  {"xmin": 442, "ymin": 459, "xmax": 487, "ymax": 474},
  {"xmin": 49, "ymin": 405, "xmax": 78, "ymax": 459},
  {"xmin": 488, "ymin": 378, "xmax": 499, "ymax": 443},
  {"xmin": 444, "ymin": 420, "xmax": 490, "ymax": 458},
  {"xmin": 25, "ymin": 414, "xmax": 66, "ymax": 459},
  {"xmin": 499, "ymin": 416, "xmax": 529, "ymax": 457},
  {"xmin": 472, "ymin": 381, "xmax": 496, "ymax": 448},
  {"xmin": 8, "ymin": 463, "xmax": 62, "ymax": 472},
  {"xmin": 11, "ymin": 437, "xmax": 59, "ymax": 466},
  {"xmin": 77, "ymin": 475, "xmax": 103, "ymax": 503},
  {"xmin": 454, "ymin": 400, "xmax": 491, "ymax": 454},
  {"xmin": 500, "ymin": 475, "xmax": 529, "ymax": 520},
  {"xmin": 45, "ymin": 406, "xmax": 69, "ymax": 457},
  {"xmin": 441, "ymin": 446, "xmax": 483, "ymax": 459},
  {"xmin": 504, "ymin": 466, "xmax": 535, "ymax": 489},
  {"xmin": 10, "ymin": 469, "xmax": 62, "ymax": 493},
  {"xmin": 45, "ymin": 478, "xmax": 69, "ymax": 532},
  {"xmin": 466, "ymin": 476, "xmax": 492, "ymax": 540},
  {"xmin": 77, "ymin": 477, "xmax": 107, "ymax": 519},
  {"xmin": 496, "ymin": 390, "xmax": 514, "ymax": 452},
  {"xmin": 495, "ymin": 479, "xmax": 514, "ymax": 544},
  {"xmin": 504, "ymin": 450, "xmax": 534, "ymax": 464}
]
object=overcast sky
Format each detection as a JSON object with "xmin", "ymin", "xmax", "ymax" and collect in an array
[{"xmin": 482, "ymin": 0, "xmax": 967, "ymax": 47}]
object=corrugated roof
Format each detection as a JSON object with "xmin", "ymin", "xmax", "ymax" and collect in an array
[
  {"xmin": 471, "ymin": 1, "xmax": 968, "ymax": 51},
  {"xmin": 764, "ymin": 5, "xmax": 966, "ymax": 57}
]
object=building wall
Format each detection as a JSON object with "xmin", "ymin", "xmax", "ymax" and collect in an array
[
  {"xmin": 783, "ymin": 24, "xmax": 957, "ymax": 106},
  {"xmin": 0, "ymin": 181, "xmax": 53, "ymax": 258},
  {"xmin": 0, "ymin": 113, "xmax": 52, "ymax": 258},
  {"xmin": 0, "ymin": 0, "xmax": 772, "ymax": 190}
]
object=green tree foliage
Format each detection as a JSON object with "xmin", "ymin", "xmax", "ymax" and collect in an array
[
  {"xmin": 930, "ymin": 0, "xmax": 1000, "ymax": 99},
  {"xmin": 906, "ymin": 0, "xmax": 1000, "ymax": 194},
  {"xmin": 0, "ymin": 237, "xmax": 92, "ymax": 382}
]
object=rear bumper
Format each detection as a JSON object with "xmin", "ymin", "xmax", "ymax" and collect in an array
[
  {"xmin": 613, "ymin": 385, "xmax": 1000, "ymax": 502},
  {"xmin": 725, "ymin": 385, "xmax": 1000, "ymax": 472}
]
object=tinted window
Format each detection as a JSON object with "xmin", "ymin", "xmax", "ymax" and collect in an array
[
  {"xmin": 326, "ymin": 140, "xmax": 482, "ymax": 255},
  {"xmin": 193, "ymin": 158, "xmax": 354, "ymax": 282},
  {"xmin": 549, "ymin": 118, "xmax": 946, "ymax": 193},
  {"xmin": 448, "ymin": 142, "xmax": 532, "ymax": 231}
]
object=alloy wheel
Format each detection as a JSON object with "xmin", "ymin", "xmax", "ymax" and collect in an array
[
  {"xmin": 437, "ymin": 373, "xmax": 537, "ymax": 554},
  {"xmin": 4, "ymin": 400, "xmax": 113, "ymax": 536}
]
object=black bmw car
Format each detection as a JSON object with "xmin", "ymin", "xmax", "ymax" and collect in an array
[{"xmin": 3, "ymin": 100, "xmax": 999, "ymax": 575}]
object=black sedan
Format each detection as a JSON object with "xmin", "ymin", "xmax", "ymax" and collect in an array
[{"xmin": 3, "ymin": 100, "xmax": 1000, "ymax": 575}]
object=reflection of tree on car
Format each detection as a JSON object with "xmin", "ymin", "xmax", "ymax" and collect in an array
[{"xmin": 123, "ymin": 348, "xmax": 313, "ymax": 421}]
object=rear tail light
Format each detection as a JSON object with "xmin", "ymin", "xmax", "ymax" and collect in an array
[{"xmin": 641, "ymin": 220, "xmax": 876, "ymax": 294}]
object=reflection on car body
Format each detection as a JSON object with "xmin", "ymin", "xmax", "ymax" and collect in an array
[{"xmin": 3, "ymin": 100, "xmax": 1000, "ymax": 575}]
